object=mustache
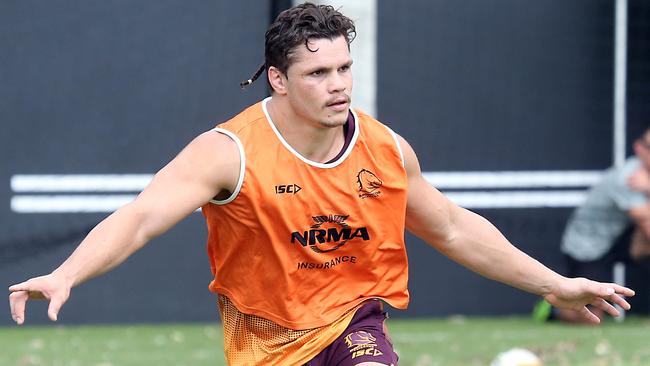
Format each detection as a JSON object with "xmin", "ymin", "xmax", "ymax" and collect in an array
[{"xmin": 324, "ymin": 94, "xmax": 351, "ymax": 106}]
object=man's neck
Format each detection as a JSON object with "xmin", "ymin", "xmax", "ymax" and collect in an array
[{"xmin": 267, "ymin": 97, "xmax": 346, "ymax": 163}]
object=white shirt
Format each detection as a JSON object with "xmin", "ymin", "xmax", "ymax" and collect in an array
[{"xmin": 561, "ymin": 157, "xmax": 648, "ymax": 261}]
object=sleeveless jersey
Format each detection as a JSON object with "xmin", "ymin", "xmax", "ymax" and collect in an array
[{"xmin": 202, "ymin": 97, "xmax": 410, "ymax": 331}]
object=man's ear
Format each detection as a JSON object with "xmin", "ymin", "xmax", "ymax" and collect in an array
[{"xmin": 268, "ymin": 66, "xmax": 288, "ymax": 95}]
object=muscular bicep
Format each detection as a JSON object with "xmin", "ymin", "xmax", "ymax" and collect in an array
[
  {"xmin": 128, "ymin": 130, "xmax": 240, "ymax": 239},
  {"xmin": 397, "ymin": 134, "xmax": 457, "ymax": 247}
]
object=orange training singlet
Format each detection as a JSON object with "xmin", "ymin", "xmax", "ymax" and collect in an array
[{"xmin": 201, "ymin": 98, "xmax": 409, "ymax": 360}]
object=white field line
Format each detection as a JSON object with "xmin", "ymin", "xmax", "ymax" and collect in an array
[
  {"xmin": 10, "ymin": 190, "xmax": 587, "ymax": 213},
  {"xmin": 11, "ymin": 174, "xmax": 153, "ymax": 192},
  {"xmin": 444, "ymin": 190, "xmax": 587, "ymax": 209},
  {"xmin": 9, "ymin": 171, "xmax": 599, "ymax": 212},
  {"xmin": 423, "ymin": 171, "xmax": 602, "ymax": 189},
  {"xmin": 11, "ymin": 195, "xmax": 137, "ymax": 213},
  {"xmin": 11, "ymin": 171, "xmax": 602, "ymax": 192}
]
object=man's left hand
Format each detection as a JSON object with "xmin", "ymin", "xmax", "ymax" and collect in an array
[{"xmin": 544, "ymin": 278, "xmax": 635, "ymax": 324}]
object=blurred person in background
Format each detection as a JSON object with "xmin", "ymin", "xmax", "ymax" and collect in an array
[{"xmin": 538, "ymin": 127, "xmax": 650, "ymax": 323}]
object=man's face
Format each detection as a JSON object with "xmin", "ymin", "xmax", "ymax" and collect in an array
[{"xmin": 283, "ymin": 36, "xmax": 353, "ymax": 128}]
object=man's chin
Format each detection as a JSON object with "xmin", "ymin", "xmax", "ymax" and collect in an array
[
  {"xmin": 319, "ymin": 112, "xmax": 349, "ymax": 128},
  {"xmin": 319, "ymin": 119, "xmax": 347, "ymax": 129}
]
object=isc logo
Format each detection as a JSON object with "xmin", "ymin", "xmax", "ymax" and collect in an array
[{"xmin": 275, "ymin": 184, "xmax": 302, "ymax": 194}]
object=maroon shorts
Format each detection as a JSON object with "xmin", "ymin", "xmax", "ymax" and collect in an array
[{"xmin": 304, "ymin": 300, "xmax": 399, "ymax": 366}]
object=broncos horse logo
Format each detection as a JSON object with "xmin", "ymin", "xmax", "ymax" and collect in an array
[
  {"xmin": 344, "ymin": 330, "xmax": 377, "ymax": 348},
  {"xmin": 356, "ymin": 169, "xmax": 382, "ymax": 198}
]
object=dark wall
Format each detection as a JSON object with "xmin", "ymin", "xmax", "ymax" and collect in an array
[
  {"xmin": 627, "ymin": 0, "xmax": 650, "ymax": 145},
  {"xmin": 1, "ymin": 1, "xmax": 645, "ymax": 325},
  {"xmin": 378, "ymin": 0, "xmax": 614, "ymax": 171},
  {"xmin": 403, "ymin": 208, "xmax": 572, "ymax": 318},
  {"xmin": 0, "ymin": 1, "xmax": 269, "ymax": 325},
  {"xmin": 377, "ymin": 0, "xmax": 645, "ymax": 317}
]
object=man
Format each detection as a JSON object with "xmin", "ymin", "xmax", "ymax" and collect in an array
[
  {"xmin": 9, "ymin": 3, "xmax": 634, "ymax": 366},
  {"xmin": 554, "ymin": 128, "xmax": 650, "ymax": 323}
]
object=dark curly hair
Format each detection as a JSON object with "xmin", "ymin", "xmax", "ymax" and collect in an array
[{"xmin": 241, "ymin": 3, "xmax": 356, "ymax": 88}]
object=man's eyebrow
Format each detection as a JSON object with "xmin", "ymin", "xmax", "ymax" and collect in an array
[
  {"xmin": 309, "ymin": 60, "xmax": 353, "ymax": 71},
  {"xmin": 305, "ymin": 66, "xmax": 328, "ymax": 74}
]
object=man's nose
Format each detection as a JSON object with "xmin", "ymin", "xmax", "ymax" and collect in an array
[{"xmin": 328, "ymin": 72, "xmax": 347, "ymax": 93}]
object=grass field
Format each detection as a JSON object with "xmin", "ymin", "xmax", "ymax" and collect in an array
[{"xmin": 1, "ymin": 316, "xmax": 649, "ymax": 366}]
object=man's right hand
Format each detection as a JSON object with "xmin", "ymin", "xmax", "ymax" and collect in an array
[{"xmin": 8, "ymin": 273, "xmax": 72, "ymax": 325}]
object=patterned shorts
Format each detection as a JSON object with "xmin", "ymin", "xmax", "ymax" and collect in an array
[{"xmin": 304, "ymin": 300, "xmax": 398, "ymax": 366}]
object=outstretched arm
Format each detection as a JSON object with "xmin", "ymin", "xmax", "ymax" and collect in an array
[
  {"xmin": 399, "ymin": 135, "xmax": 635, "ymax": 324},
  {"xmin": 9, "ymin": 130, "xmax": 240, "ymax": 325}
]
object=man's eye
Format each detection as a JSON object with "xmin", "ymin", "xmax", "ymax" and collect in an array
[
  {"xmin": 340, "ymin": 65, "xmax": 350, "ymax": 72},
  {"xmin": 311, "ymin": 70, "xmax": 323, "ymax": 76}
]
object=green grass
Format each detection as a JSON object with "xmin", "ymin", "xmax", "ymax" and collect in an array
[
  {"xmin": 1, "ymin": 316, "xmax": 649, "ymax": 366},
  {"xmin": 388, "ymin": 316, "xmax": 650, "ymax": 366}
]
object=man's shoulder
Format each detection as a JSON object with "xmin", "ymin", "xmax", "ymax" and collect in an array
[
  {"xmin": 591, "ymin": 157, "xmax": 648, "ymax": 209},
  {"xmin": 595, "ymin": 158, "xmax": 640, "ymax": 187},
  {"xmin": 217, "ymin": 100, "xmax": 267, "ymax": 134},
  {"xmin": 352, "ymin": 108, "xmax": 397, "ymax": 137},
  {"xmin": 352, "ymin": 107, "xmax": 382, "ymax": 125},
  {"xmin": 619, "ymin": 157, "xmax": 642, "ymax": 176}
]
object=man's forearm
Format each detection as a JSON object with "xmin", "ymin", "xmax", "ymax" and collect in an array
[
  {"xmin": 52, "ymin": 202, "xmax": 152, "ymax": 287},
  {"xmin": 434, "ymin": 207, "xmax": 563, "ymax": 297}
]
